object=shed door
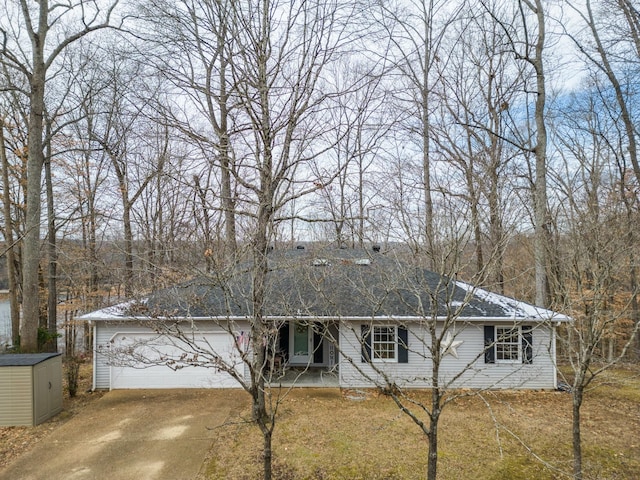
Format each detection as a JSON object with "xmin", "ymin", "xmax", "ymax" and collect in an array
[
  {"xmin": 34, "ymin": 358, "xmax": 62, "ymax": 425},
  {"xmin": 110, "ymin": 332, "xmax": 243, "ymax": 389}
]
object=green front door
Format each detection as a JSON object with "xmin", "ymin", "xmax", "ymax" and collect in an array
[{"xmin": 290, "ymin": 321, "xmax": 311, "ymax": 364}]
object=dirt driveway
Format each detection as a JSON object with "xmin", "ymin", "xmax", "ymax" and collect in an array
[{"xmin": 0, "ymin": 389, "xmax": 245, "ymax": 480}]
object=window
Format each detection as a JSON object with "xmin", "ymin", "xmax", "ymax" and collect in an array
[
  {"xmin": 484, "ymin": 325, "xmax": 533, "ymax": 364},
  {"xmin": 361, "ymin": 325, "xmax": 409, "ymax": 363},
  {"xmin": 496, "ymin": 327, "xmax": 520, "ymax": 361},
  {"xmin": 372, "ymin": 326, "xmax": 397, "ymax": 361}
]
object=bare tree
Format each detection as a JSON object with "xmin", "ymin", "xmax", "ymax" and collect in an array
[
  {"xmin": 62, "ymin": 82, "xmax": 112, "ymax": 308},
  {"xmin": 566, "ymin": 0, "xmax": 640, "ymax": 190},
  {"xmin": 82, "ymin": 51, "xmax": 166, "ymax": 297},
  {"xmin": 565, "ymin": 0, "xmax": 640, "ymax": 360},
  {"xmin": 226, "ymin": 1, "xmax": 356, "ymax": 476},
  {"xmin": 552, "ymin": 75, "xmax": 640, "ymax": 480},
  {"xmin": 479, "ymin": 0, "xmax": 553, "ymax": 307},
  {"xmin": 373, "ymin": 0, "xmax": 464, "ymax": 264},
  {"xmin": 0, "ymin": 115, "xmax": 21, "ymax": 346},
  {"xmin": 101, "ymin": 1, "xmax": 356, "ymax": 479},
  {"xmin": 132, "ymin": 123, "xmax": 193, "ymax": 285},
  {"xmin": 308, "ymin": 61, "xmax": 394, "ymax": 248},
  {"xmin": 0, "ymin": 0, "xmax": 121, "ymax": 351},
  {"xmin": 140, "ymin": 0, "xmax": 239, "ymax": 256},
  {"xmin": 433, "ymin": 3, "xmax": 527, "ymax": 292},
  {"xmin": 306, "ymin": 239, "xmax": 560, "ymax": 480}
]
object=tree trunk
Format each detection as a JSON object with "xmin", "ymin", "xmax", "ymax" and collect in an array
[
  {"xmin": 572, "ymin": 385, "xmax": 584, "ymax": 480},
  {"xmin": 427, "ymin": 408, "xmax": 439, "ymax": 480},
  {"xmin": 530, "ymin": 0, "xmax": 550, "ymax": 308},
  {"xmin": 488, "ymin": 173, "xmax": 504, "ymax": 293},
  {"xmin": 122, "ymin": 202, "xmax": 134, "ymax": 298},
  {"xmin": 22, "ymin": 38, "xmax": 48, "ymax": 352},
  {"xmin": 585, "ymin": 0, "xmax": 640, "ymax": 191},
  {"xmin": 251, "ymin": 235, "xmax": 273, "ymax": 480},
  {"xmin": 486, "ymin": 69, "xmax": 504, "ymax": 294},
  {"xmin": 44, "ymin": 145, "xmax": 58, "ymax": 352},
  {"xmin": 219, "ymin": 130, "xmax": 237, "ymax": 256},
  {"xmin": 193, "ymin": 176, "xmax": 213, "ymax": 272},
  {"xmin": 252, "ymin": 188, "xmax": 274, "ymax": 479},
  {"xmin": 261, "ymin": 423, "xmax": 273, "ymax": 480},
  {"xmin": 214, "ymin": 19, "xmax": 236, "ymax": 257},
  {"xmin": 631, "ymin": 261, "xmax": 639, "ymax": 360},
  {"xmin": 251, "ymin": 115, "xmax": 275, "ymax": 479},
  {"xmin": 422, "ymin": 89, "xmax": 434, "ymax": 263},
  {"xmin": 427, "ymin": 326, "xmax": 441, "ymax": 480},
  {"xmin": 108, "ymin": 151, "xmax": 135, "ymax": 298},
  {"xmin": 626, "ymin": 202, "xmax": 639, "ymax": 360},
  {"xmin": 358, "ymin": 151, "xmax": 365, "ymax": 249},
  {"xmin": 464, "ymin": 160, "xmax": 484, "ymax": 277},
  {"xmin": 88, "ymin": 188, "xmax": 99, "ymax": 298},
  {"xmin": 0, "ymin": 121, "xmax": 21, "ymax": 347}
]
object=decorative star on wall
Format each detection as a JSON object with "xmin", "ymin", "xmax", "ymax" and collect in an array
[{"xmin": 441, "ymin": 332, "xmax": 463, "ymax": 359}]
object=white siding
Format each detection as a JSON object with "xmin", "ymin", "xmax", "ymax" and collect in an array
[
  {"xmin": 94, "ymin": 324, "xmax": 113, "ymax": 390},
  {"xmin": 93, "ymin": 320, "xmax": 250, "ymax": 389},
  {"xmin": 339, "ymin": 321, "xmax": 557, "ymax": 390}
]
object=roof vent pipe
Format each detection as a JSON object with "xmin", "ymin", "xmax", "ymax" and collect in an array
[{"xmin": 372, "ymin": 244, "xmax": 381, "ymax": 252}]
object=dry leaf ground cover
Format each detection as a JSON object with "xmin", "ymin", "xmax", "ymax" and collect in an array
[{"xmin": 203, "ymin": 367, "xmax": 640, "ymax": 480}]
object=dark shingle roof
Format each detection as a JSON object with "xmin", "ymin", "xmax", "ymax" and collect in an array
[
  {"xmin": 118, "ymin": 248, "xmax": 565, "ymax": 321},
  {"xmin": 0, "ymin": 353, "xmax": 61, "ymax": 367}
]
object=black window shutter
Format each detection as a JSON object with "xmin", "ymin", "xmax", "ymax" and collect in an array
[
  {"xmin": 484, "ymin": 325, "xmax": 495, "ymax": 364},
  {"xmin": 313, "ymin": 324, "xmax": 323, "ymax": 364},
  {"xmin": 279, "ymin": 322, "xmax": 289, "ymax": 355},
  {"xmin": 398, "ymin": 326, "xmax": 409, "ymax": 363},
  {"xmin": 361, "ymin": 325, "xmax": 371, "ymax": 363},
  {"xmin": 522, "ymin": 326, "xmax": 533, "ymax": 364}
]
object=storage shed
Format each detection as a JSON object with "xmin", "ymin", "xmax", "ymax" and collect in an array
[{"xmin": 0, "ymin": 353, "xmax": 63, "ymax": 426}]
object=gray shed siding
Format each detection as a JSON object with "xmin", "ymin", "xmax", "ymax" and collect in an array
[
  {"xmin": 33, "ymin": 356, "xmax": 63, "ymax": 425},
  {"xmin": 0, "ymin": 354, "xmax": 62, "ymax": 426},
  {"xmin": 0, "ymin": 366, "xmax": 33, "ymax": 426},
  {"xmin": 338, "ymin": 321, "xmax": 558, "ymax": 390}
]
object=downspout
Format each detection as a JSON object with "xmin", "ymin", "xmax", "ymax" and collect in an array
[
  {"xmin": 91, "ymin": 320, "xmax": 97, "ymax": 391},
  {"xmin": 552, "ymin": 324, "xmax": 557, "ymax": 390}
]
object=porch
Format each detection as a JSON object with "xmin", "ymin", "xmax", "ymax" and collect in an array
[
  {"xmin": 270, "ymin": 320, "xmax": 340, "ymax": 387},
  {"xmin": 268, "ymin": 365, "xmax": 339, "ymax": 387}
]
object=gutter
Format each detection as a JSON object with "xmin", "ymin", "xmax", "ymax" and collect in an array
[{"xmin": 87, "ymin": 314, "xmax": 571, "ymax": 324}]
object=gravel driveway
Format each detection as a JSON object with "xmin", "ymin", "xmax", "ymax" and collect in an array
[{"xmin": 0, "ymin": 389, "xmax": 244, "ymax": 480}]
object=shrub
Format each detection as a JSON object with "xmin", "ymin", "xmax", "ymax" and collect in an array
[{"xmin": 65, "ymin": 355, "xmax": 82, "ymax": 397}]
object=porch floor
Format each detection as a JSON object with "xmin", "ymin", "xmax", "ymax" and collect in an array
[{"xmin": 268, "ymin": 365, "xmax": 339, "ymax": 387}]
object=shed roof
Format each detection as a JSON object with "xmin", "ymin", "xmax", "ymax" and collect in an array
[
  {"xmin": 82, "ymin": 247, "xmax": 571, "ymax": 322},
  {"xmin": 0, "ymin": 353, "xmax": 61, "ymax": 367}
]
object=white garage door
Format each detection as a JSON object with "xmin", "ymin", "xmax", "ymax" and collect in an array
[{"xmin": 110, "ymin": 332, "xmax": 243, "ymax": 389}]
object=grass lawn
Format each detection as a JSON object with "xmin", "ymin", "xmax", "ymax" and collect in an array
[{"xmin": 203, "ymin": 367, "xmax": 640, "ymax": 479}]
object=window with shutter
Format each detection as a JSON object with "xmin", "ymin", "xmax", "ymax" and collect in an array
[
  {"xmin": 496, "ymin": 327, "xmax": 520, "ymax": 361},
  {"xmin": 484, "ymin": 325, "xmax": 533, "ymax": 364},
  {"xmin": 372, "ymin": 326, "xmax": 396, "ymax": 360},
  {"xmin": 361, "ymin": 325, "xmax": 408, "ymax": 363}
]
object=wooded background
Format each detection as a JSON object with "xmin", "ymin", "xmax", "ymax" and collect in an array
[{"xmin": 0, "ymin": 0, "xmax": 638, "ymax": 362}]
